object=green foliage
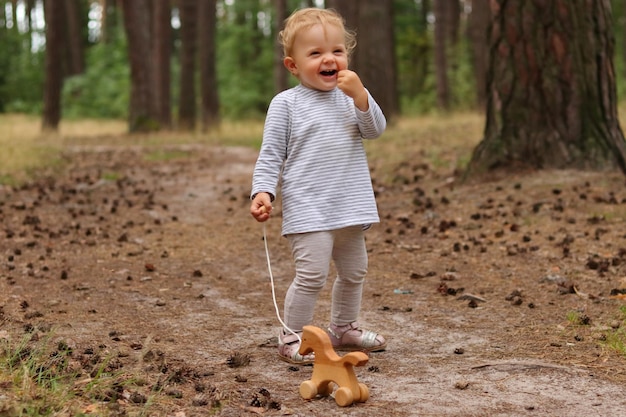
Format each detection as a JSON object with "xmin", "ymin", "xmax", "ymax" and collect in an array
[
  {"xmin": 5, "ymin": 0, "xmax": 626, "ymax": 121},
  {"xmin": 393, "ymin": 0, "xmax": 478, "ymax": 114},
  {"xmin": 394, "ymin": 0, "xmax": 436, "ymax": 113},
  {"xmin": 216, "ymin": 1, "xmax": 276, "ymax": 119},
  {"xmin": 62, "ymin": 29, "xmax": 129, "ymax": 119},
  {"xmin": 0, "ymin": 29, "xmax": 45, "ymax": 114},
  {"xmin": 448, "ymin": 38, "xmax": 479, "ymax": 111}
]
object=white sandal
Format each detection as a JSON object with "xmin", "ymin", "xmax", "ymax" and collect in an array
[
  {"xmin": 277, "ymin": 330, "xmax": 315, "ymax": 364},
  {"xmin": 327, "ymin": 321, "xmax": 387, "ymax": 352}
]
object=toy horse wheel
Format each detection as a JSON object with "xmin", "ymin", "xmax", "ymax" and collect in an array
[
  {"xmin": 358, "ymin": 383, "xmax": 369, "ymax": 402},
  {"xmin": 334, "ymin": 387, "xmax": 354, "ymax": 407},
  {"xmin": 299, "ymin": 380, "xmax": 318, "ymax": 400}
]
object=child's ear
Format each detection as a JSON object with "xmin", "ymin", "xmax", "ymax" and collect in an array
[{"xmin": 284, "ymin": 57, "xmax": 297, "ymax": 75}]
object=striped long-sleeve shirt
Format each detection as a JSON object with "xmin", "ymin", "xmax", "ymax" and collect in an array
[{"xmin": 251, "ymin": 84, "xmax": 386, "ymax": 236}]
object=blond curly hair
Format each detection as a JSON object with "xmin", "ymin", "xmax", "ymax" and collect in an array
[{"xmin": 278, "ymin": 8, "xmax": 356, "ymax": 58}]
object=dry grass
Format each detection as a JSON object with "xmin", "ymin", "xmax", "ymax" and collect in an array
[
  {"xmin": 0, "ymin": 114, "xmax": 266, "ymax": 184},
  {"xmin": 0, "ymin": 115, "xmax": 127, "ymax": 184},
  {"xmin": 5, "ymin": 106, "xmax": 626, "ymax": 185},
  {"xmin": 366, "ymin": 112, "xmax": 485, "ymax": 182},
  {"xmin": 0, "ymin": 112, "xmax": 486, "ymax": 185}
]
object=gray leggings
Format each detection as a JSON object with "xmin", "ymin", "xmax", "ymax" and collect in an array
[{"xmin": 284, "ymin": 226, "xmax": 368, "ymax": 332}]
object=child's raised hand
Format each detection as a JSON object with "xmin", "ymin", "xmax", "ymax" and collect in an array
[{"xmin": 337, "ymin": 70, "xmax": 368, "ymax": 111}]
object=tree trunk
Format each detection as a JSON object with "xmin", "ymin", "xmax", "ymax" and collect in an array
[
  {"xmin": 623, "ymin": 0, "xmax": 626, "ymax": 80},
  {"xmin": 178, "ymin": 0, "xmax": 198, "ymax": 131},
  {"xmin": 63, "ymin": 0, "xmax": 85, "ymax": 76},
  {"xmin": 467, "ymin": 0, "xmax": 490, "ymax": 109},
  {"xmin": 326, "ymin": 0, "xmax": 358, "ymax": 30},
  {"xmin": 273, "ymin": 0, "xmax": 288, "ymax": 93},
  {"xmin": 152, "ymin": 0, "xmax": 172, "ymax": 129},
  {"xmin": 352, "ymin": 0, "xmax": 398, "ymax": 120},
  {"xmin": 121, "ymin": 0, "xmax": 157, "ymax": 132},
  {"xmin": 446, "ymin": 0, "xmax": 460, "ymax": 47},
  {"xmin": 101, "ymin": 0, "xmax": 109, "ymax": 43},
  {"xmin": 199, "ymin": 0, "xmax": 219, "ymax": 131},
  {"xmin": 326, "ymin": 0, "xmax": 359, "ymax": 68},
  {"xmin": 9, "ymin": 0, "xmax": 18, "ymax": 35},
  {"xmin": 42, "ymin": 0, "xmax": 64, "ymax": 132},
  {"xmin": 26, "ymin": 0, "xmax": 35, "ymax": 51},
  {"xmin": 466, "ymin": 0, "xmax": 626, "ymax": 179},
  {"xmin": 433, "ymin": 0, "xmax": 450, "ymax": 110}
]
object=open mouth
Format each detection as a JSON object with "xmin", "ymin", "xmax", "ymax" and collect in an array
[{"xmin": 320, "ymin": 70, "xmax": 337, "ymax": 77}]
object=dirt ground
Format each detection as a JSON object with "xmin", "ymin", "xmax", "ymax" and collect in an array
[{"xmin": 1, "ymin": 143, "xmax": 626, "ymax": 416}]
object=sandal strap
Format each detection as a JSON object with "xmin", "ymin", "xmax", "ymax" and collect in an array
[
  {"xmin": 278, "ymin": 330, "xmax": 314, "ymax": 364},
  {"xmin": 328, "ymin": 321, "xmax": 387, "ymax": 352},
  {"xmin": 360, "ymin": 329, "xmax": 381, "ymax": 349},
  {"xmin": 327, "ymin": 321, "xmax": 359, "ymax": 339},
  {"xmin": 280, "ymin": 331, "xmax": 301, "ymax": 345}
]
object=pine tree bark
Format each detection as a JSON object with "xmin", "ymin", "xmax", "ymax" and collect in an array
[
  {"xmin": 121, "ymin": 0, "xmax": 157, "ymax": 132},
  {"xmin": 466, "ymin": 0, "xmax": 626, "ymax": 178},
  {"xmin": 199, "ymin": 0, "xmax": 219, "ymax": 131},
  {"xmin": 152, "ymin": 0, "xmax": 172, "ymax": 129},
  {"xmin": 433, "ymin": 0, "xmax": 450, "ymax": 110},
  {"xmin": 352, "ymin": 0, "xmax": 398, "ymax": 120},
  {"xmin": 467, "ymin": 0, "xmax": 490, "ymax": 109},
  {"xmin": 178, "ymin": 0, "xmax": 198, "ymax": 131},
  {"xmin": 42, "ymin": 0, "xmax": 64, "ymax": 131},
  {"xmin": 63, "ymin": 0, "xmax": 85, "ymax": 76}
]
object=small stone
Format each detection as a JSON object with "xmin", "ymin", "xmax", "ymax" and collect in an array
[{"xmin": 454, "ymin": 380, "xmax": 470, "ymax": 390}]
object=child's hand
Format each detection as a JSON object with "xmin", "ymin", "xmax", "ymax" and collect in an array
[
  {"xmin": 337, "ymin": 70, "xmax": 368, "ymax": 111},
  {"xmin": 250, "ymin": 192, "xmax": 272, "ymax": 222}
]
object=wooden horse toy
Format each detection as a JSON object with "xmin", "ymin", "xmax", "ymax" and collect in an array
[{"xmin": 298, "ymin": 325, "xmax": 370, "ymax": 407}]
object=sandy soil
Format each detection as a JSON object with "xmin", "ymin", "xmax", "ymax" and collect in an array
[{"xmin": 1, "ymin": 144, "xmax": 626, "ymax": 416}]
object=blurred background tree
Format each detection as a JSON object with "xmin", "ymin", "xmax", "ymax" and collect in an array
[
  {"xmin": 1, "ymin": 0, "xmax": 626, "ymax": 174},
  {"xmin": 0, "ymin": 0, "xmax": 486, "ymax": 129}
]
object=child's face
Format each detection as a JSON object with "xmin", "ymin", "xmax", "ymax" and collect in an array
[{"xmin": 284, "ymin": 24, "xmax": 348, "ymax": 91}]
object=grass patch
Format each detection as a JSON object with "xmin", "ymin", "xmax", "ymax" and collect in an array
[
  {"xmin": 601, "ymin": 306, "xmax": 626, "ymax": 357},
  {"xmin": 144, "ymin": 149, "xmax": 192, "ymax": 162},
  {"xmin": 1, "ymin": 112, "xmax": 486, "ymax": 187},
  {"xmin": 0, "ymin": 114, "xmax": 126, "ymax": 185},
  {"xmin": 565, "ymin": 309, "xmax": 593, "ymax": 326},
  {"xmin": 101, "ymin": 171, "xmax": 121, "ymax": 181},
  {"xmin": 6, "ymin": 104, "xmax": 626, "ymax": 186},
  {"xmin": 365, "ymin": 112, "xmax": 484, "ymax": 183},
  {"xmin": 603, "ymin": 328, "xmax": 626, "ymax": 356},
  {"xmin": 566, "ymin": 306, "xmax": 626, "ymax": 357},
  {"xmin": 0, "ymin": 114, "xmax": 267, "ymax": 185},
  {"xmin": 0, "ymin": 332, "xmax": 159, "ymax": 416},
  {"xmin": 0, "ymin": 334, "xmax": 80, "ymax": 416}
]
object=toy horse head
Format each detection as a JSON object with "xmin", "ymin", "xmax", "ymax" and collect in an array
[{"xmin": 299, "ymin": 325, "xmax": 334, "ymax": 356}]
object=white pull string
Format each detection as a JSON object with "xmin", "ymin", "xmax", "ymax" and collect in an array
[{"xmin": 262, "ymin": 222, "xmax": 301, "ymax": 344}]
